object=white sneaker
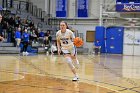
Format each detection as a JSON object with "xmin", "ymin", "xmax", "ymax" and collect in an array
[
  {"xmin": 72, "ymin": 76, "xmax": 79, "ymax": 81},
  {"xmin": 23, "ymin": 52, "xmax": 26, "ymax": 56},
  {"xmin": 26, "ymin": 52, "xmax": 29, "ymax": 55},
  {"xmin": 46, "ymin": 51, "xmax": 49, "ymax": 55}
]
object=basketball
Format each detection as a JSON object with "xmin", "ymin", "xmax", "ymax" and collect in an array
[{"xmin": 73, "ymin": 37, "xmax": 83, "ymax": 47}]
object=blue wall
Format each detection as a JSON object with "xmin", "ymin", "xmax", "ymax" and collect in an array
[
  {"xmin": 95, "ymin": 26, "xmax": 124, "ymax": 54},
  {"xmin": 106, "ymin": 27, "xmax": 124, "ymax": 54},
  {"xmin": 95, "ymin": 26, "xmax": 105, "ymax": 53}
]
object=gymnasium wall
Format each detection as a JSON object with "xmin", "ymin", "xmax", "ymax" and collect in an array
[
  {"xmin": 18, "ymin": 0, "xmax": 140, "ymax": 55},
  {"xmin": 29, "ymin": 0, "xmax": 45, "ymax": 11},
  {"xmin": 28, "ymin": 0, "xmax": 100, "ymax": 18},
  {"xmin": 0, "ymin": 0, "xmax": 2, "ymax": 6},
  {"xmin": 71, "ymin": 25, "xmax": 96, "ymax": 53}
]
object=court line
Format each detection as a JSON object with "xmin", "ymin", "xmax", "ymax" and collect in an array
[
  {"xmin": 0, "ymin": 69, "xmax": 119, "ymax": 93},
  {"xmin": 0, "ymin": 56, "xmax": 91, "ymax": 93},
  {"xmin": 0, "ymin": 81, "xmax": 90, "ymax": 93},
  {"xmin": 14, "ymin": 56, "xmax": 126, "ymax": 92},
  {"xmin": 86, "ymin": 57, "xmax": 139, "ymax": 93},
  {"xmin": 118, "ymin": 89, "xmax": 140, "ymax": 93},
  {"xmin": 0, "ymin": 71, "xmax": 24, "ymax": 82},
  {"xmin": 1, "ymin": 54, "xmax": 138, "ymax": 93}
]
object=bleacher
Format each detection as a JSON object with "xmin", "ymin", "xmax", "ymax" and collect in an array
[{"xmin": 0, "ymin": 0, "xmax": 88, "ymax": 55}]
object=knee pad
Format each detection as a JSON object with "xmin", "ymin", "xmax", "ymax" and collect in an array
[{"xmin": 65, "ymin": 57, "xmax": 75, "ymax": 69}]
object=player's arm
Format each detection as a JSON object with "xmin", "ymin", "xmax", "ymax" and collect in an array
[
  {"xmin": 70, "ymin": 30, "xmax": 75, "ymax": 41},
  {"xmin": 56, "ymin": 33, "xmax": 61, "ymax": 55}
]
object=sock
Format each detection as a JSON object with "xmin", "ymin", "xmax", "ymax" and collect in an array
[
  {"xmin": 76, "ymin": 59, "xmax": 79, "ymax": 65},
  {"xmin": 74, "ymin": 59, "xmax": 80, "ymax": 69},
  {"xmin": 75, "ymin": 73, "xmax": 79, "ymax": 78}
]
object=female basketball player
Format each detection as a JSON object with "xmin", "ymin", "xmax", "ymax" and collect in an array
[{"xmin": 56, "ymin": 21, "xmax": 79, "ymax": 81}]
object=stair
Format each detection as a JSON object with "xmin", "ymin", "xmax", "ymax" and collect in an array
[
  {"xmin": 0, "ymin": 43, "xmax": 14, "ymax": 47},
  {"xmin": 0, "ymin": 46, "xmax": 20, "ymax": 54}
]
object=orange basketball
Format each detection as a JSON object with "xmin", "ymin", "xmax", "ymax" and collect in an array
[{"xmin": 73, "ymin": 37, "xmax": 83, "ymax": 47}]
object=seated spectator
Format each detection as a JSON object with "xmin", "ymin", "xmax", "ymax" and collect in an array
[
  {"xmin": 0, "ymin": 14, "xmax": 3, "ymax": 39},
  {"xmin": 38, "ymin": 29, "xmax": 45, "ymax": 46},
  {"xmin": 44, "ymin": 31, "xmax": 52, "ymax": 45},
  {"xmin": 15, "ymin": 27, "xmax": 21, "ymax": 47},
  {"xmin": 0, "ymin": 35, "xmax": 4, "ymax": 42},
  {"xmin": 93, "ymin": 40, "xmax": 101, "ymax": 55},
  {"xmin": 51, "ymin": 42, "xmax": 57, "ymax": 55},
  {"xmin": 32, "ymin": 29, "xmax": 38, "ymax": 43},
  {"xmin": 44, "ymin": 33, "xmax": 51, "ymax": 55}
]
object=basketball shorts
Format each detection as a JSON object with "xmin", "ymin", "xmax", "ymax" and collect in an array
[{"xmin": 61, "ymin": 46, "xmax": 77, "ymax": 56}]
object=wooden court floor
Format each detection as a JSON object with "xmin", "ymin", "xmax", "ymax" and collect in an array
[{"xmin": 0, "ymin": 54, "xmax": 140, "ymax": 93}]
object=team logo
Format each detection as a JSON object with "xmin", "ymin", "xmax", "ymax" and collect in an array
[{"xmin": 123, "ymin": 4, "xmax": 140, "ymax": 11}]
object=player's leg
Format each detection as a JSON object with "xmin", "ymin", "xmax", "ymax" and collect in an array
[
  {"xmin": 62, "ymin": 49, "xmax": 79, "ymax": 81},
  {"xmin": 70, "ymin": 46, "xmax": 80, "ymax": 69}
]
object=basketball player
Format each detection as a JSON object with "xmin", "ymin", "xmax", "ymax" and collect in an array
[{"xmin": 56, "ymin": 21, "xmax": 79, "ymax": 81}]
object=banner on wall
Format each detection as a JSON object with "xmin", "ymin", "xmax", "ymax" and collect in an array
[
  {"xmin": 116, "ymin": 4, "xmax": 140, "ymax": 12},
  {"xmin": 77, "ymin": 0, "xmax": 88, "ymax": 17},
  {"xmin": 56, "ymin": 0, "xmax": 67, "ymax": 17}
]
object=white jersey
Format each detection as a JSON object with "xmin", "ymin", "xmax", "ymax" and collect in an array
[{"xmin": 56, "ymin": 29, "xmax": 75, "ymax": 49}]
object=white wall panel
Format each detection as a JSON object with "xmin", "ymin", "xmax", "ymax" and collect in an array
[
  {"xmin": 123, "ymin": 28, "xmax": 134, "ymax": 55},
  {"xmin": 68, "ymin": 0, "xmax": 76, "ymax": 18},
  {"xmin": 124, "ymin": 28, "xmax": 140, "ymax": 56},
  {"xmin": 50, "ymin": 0, "xmax": 56, "ymax": 17},
  {"xmin": 89, "ymin": 0, "xmax": 100, "ymax": 18},
  {"xmin": 29, "ymin": 0, "xmax": 45, "ymax": 11},
  {"xmin": 134, "ymin": 30, "xmax": 140, "ymax": 56}
]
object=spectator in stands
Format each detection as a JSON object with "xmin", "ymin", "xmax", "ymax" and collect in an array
[
  {"xmin": 32, "ymin": 29, "xmax": 38, "ymax": 43},
  {"xmin": 15, "ymin": 27, "xmax": 21, "ymax": 47},
  {"xmin": 2, "ymin": 20, "xmax": 8, "ymax": 38},
  {"xmin": 8, "ymin": 16, "xmax": 15, "ymax": 26},
  {"xmin": 47, "ymin": 31, "xmax": 52, "ymax": 43},
  {"xmin": 29, "ymin": 21, "xmax": 34, "ymax": 28},
  {"xmin": 0, "ymin": 36, "xmax": 4, "ymax": 42},
  {"xmin": 44, "ymin": 31, "xmax": 52, "ymax": 44},
  {"xmin": 22, "ymin": 28, "xmax": 29, "ymax": 56},
  {"xmin": 7, "ymin": 23, "xmax": 13, "ymax": 42},
  {"xmin": 38, "ymin": 29, "xmax": 45, "ymax": 47},
  {"xmin": 15, "ymin": 16, "xmax": 21, "ymax": 28},
  {"xmin": 93, "ymin": 40, "xmax": 101, "ymax": 55},
  {"xmin": 0, "ymin": 15, "xmax": 4, "ymax": 42},
  {"xmin": 44, "ymin": 32, "xmax": 51, "ymax": 55},
  {"xmin": 51, "ymin": 42, "xmax": 57, "ymax": 55},
  {"xmin": 0, "ymin": 14, "xmax": 3, "ymax": 38}
]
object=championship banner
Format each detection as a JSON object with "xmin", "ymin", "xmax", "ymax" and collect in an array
[
  {"xmin": 116, "ymin": 4, "xmax": 140, "ymax": 12},
  {"xmin": 77, "ymin": 0, "xmax": 88, "ymax": 17},
  {"xmin": 56, "ymin": 0, "xmax": 67, "ymax": 17}
]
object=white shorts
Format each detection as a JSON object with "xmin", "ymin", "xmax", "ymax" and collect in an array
[{"xmin": 61, "ymin": 46, "xmax": 77, "ymax": 56}]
